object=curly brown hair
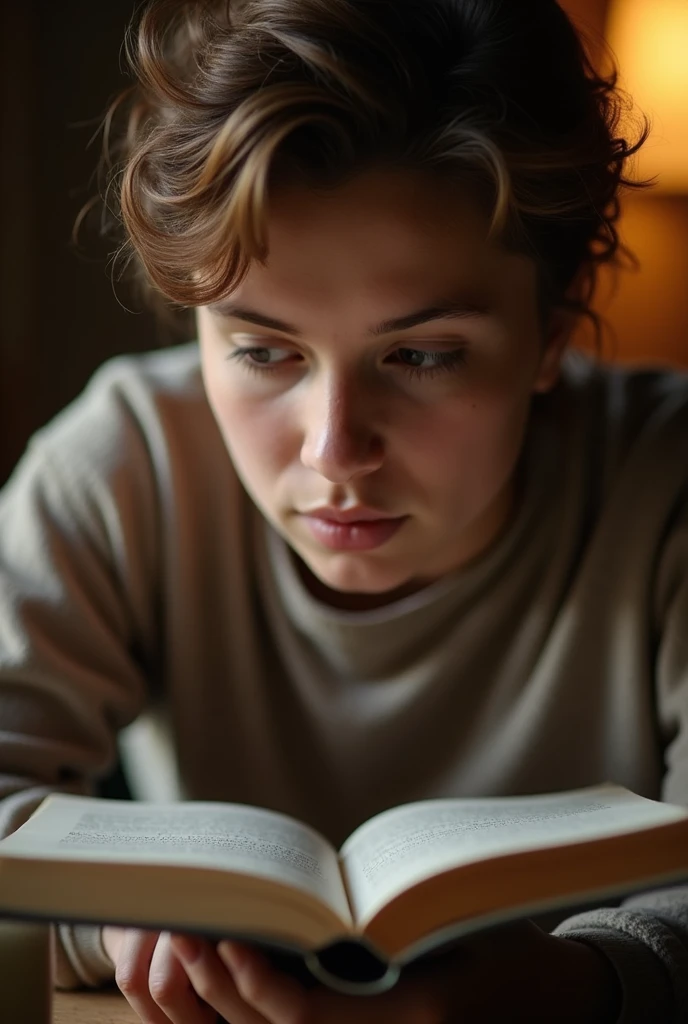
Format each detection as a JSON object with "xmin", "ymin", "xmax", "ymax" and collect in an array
[{"xmin": 82, "ymin": 0, "xmax": 654, "ymax": 349}]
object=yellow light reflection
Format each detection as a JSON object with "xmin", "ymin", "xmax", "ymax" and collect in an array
[{"xmin": 607, "ymin": 0, "xmax": 688, "ymax": 192}]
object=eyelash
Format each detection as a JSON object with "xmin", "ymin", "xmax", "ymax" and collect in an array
[{"xmin": 227, "ymin": 346, "xmax": 469, "ymax": 380}]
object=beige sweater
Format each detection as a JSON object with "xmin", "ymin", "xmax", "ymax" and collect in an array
[{"xmin": 0, "ymin": 343, "xmax": 687, "ymax": 1020}]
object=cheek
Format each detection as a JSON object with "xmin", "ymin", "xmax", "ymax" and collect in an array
[
  {"xmin": 403, "ymin": 390, "xmax": 532, "ymax": 492},
  {"xmin": 207, "ymin": 386, "xmax": 296, "ymax": 485},
  {"xmin": 199, "ymin": 339, "xmax": 300, "ymax": 503}
]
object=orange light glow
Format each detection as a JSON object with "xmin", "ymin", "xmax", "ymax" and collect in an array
[{"xmin": 607, "ymin": 0, "xmax": 688, "ymax": 193}]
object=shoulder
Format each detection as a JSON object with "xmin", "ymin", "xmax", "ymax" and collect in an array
[
  {"xmin": 1, "ymin": 342, "xmax": 231, "ymax": 542},
  {"xmin": 560, "ymin": 350, "xmax": 688, "ymax": 422},
  {"xmin": 551, "ymin": 351, "xmax": 688, "ymax": 481},
  {"xmin": 39, "ymin": 341, "xmax": 207, "ymax": 437},
  {"xmin": 29, "ymin": 342, "xmax": 220, "ymax": 484}
]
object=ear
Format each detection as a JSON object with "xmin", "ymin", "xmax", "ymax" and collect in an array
[{"xmin": 532, "ymin": 307, "xmax": 577, "ymax": 394}]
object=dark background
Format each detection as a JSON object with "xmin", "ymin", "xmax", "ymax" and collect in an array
[
  {"xmin": 0, "ymin": 2, "xmax": 192, "ymax": 485},
  {"xmin": 1, "ymin": 0, "xmax": 686, "ymax": 486}
]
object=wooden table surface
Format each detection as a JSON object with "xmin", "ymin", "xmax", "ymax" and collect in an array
[{"xmin": 54, "ymin": 991, "xmax": 140, "ymax": 1023}]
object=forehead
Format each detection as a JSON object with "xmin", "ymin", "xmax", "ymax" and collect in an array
[
  {"xmin": 249, "ymin": 167, "xmax": 507, "ymax": 288},
  {"xmin": 230, "ymin": 168, "xmax": 538, "ymax": 316}
]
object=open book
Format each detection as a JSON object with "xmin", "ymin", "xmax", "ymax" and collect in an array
[{"xmin": 0, "ymin": 783, "xmax": 687, "ymax": 992}]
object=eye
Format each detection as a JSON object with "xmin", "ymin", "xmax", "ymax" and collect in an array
[
  {"xmin": 390, "ymin": 347, "xmax": 468, "ymax": 378},
  {"xmin": 228, "ymin": 346, "xmax": 297, "ymax": 371}
]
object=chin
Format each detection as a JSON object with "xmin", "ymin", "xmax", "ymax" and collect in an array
[{"xmin": 307, "ymin": 554, "xmax": 417, "ymax": 595}]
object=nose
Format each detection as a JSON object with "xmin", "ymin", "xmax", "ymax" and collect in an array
[{"xmin": 299, "ymin": 373, "xmax": 384, "ymax": 483}]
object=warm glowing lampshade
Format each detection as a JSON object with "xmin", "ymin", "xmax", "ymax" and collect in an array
[{"xmin": 606, "ymin": 0, "xmax": 688, "ymax": 193}]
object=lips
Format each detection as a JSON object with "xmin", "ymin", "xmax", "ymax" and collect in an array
[
  {"xmin": 299, "ymin": 510, "xmax": 408, "ymax": 551},
  {"xmin": 303, "ymin": 507, "xmax": 399, "ymax": 525}
]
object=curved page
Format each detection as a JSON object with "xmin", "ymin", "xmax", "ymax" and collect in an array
[
  {"xmin": 340, "ymin": 784, "xmax": 687, "ymax": 925},
  {"xmin": 1, "ymin": 794, "xmax": 351, "ymax": 923}
]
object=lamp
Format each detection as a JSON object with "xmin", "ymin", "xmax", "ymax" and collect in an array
[{"xmin": 606, "ymin": 0, "xmax": 688, "ymax": 194}]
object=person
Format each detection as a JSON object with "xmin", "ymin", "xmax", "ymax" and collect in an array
[{"xmin": 1, "ymin": 0, "xmax": 686, "ymax": 1020}]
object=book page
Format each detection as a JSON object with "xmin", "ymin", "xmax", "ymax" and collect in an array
[
  {"xmin": 340, "ymin": 785, "xmax": 688, "ymax": 924},
  {"xmin": 1, "ymin": 795, "xmax": 351, "ymax": 920}
]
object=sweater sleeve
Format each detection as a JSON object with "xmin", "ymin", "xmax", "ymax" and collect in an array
[
  {"xmin": 0, "ymin": 363, "xmax": 161, "ymax": 988},
  {"xmin": 553, "ymin": 497, "xmax": 688, "ymax": 1024}
]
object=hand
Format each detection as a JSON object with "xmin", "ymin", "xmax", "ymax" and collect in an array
[
  {"xmin": 165, "ymin": 920, "xmax": 622, "ymax": 1024},
  {"xmin": 101, "ymin": 926, "xmax": 217, "ymax": 1023}
]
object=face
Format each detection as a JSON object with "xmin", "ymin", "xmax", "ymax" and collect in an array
[{"xmin": 196, "ymin": 168, "xmax": 566, "ymax": 607}]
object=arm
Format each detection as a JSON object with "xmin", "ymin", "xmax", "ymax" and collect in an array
[
  {"xmin": 0, "ymin": 369, "xmax": 159, "ymax": 988},
  {"xmin": 553, "ymin": 889, "xmax": 688, "ymax": 1024},
  {"xmin": 554, "ymin": 502, "xmax": 688, "ymax": 1024}
]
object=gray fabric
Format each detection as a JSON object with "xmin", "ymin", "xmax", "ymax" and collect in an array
[
  {"xmin": 555, "ymin": 893, "xmax": 688, "ymax": 1024},
  {"xmin": 0, "ymin": 344, "xmax": 687, "ymax": 1010}
]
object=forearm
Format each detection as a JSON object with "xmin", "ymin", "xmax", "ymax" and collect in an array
[{"xmin": 554, "ymin": 886, "xmax": 688, "ymax": 1023}]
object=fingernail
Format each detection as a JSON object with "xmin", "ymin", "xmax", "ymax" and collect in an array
[{"xmin": 171, "ymin": 934, "xmax": 202, "ymax": 964}]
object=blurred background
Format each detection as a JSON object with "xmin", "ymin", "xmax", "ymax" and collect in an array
[{"xmin": 1, "ymin": 0, "xmax": 687, "ymax": 485}]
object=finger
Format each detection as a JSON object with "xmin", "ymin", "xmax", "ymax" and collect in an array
[
  {"xmin": 148, "ymin": 932, "xmax": 217, "ymax": 1024},
  {"xmin": 114, "ymin": 930, "xmax": 173, "ymax": 1024},
  {"xmin": 101, "ymin": 925, "xmax": 127, "ymax": 965},
  {"xmin": 171, "ymin": 934, "xmax": 268, "ymax": 1024},
  {"xmin": 218, "ymin": 942, "xmax": 307, "ymax": 1024}
]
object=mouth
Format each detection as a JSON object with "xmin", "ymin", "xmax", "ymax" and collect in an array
[
  {"xmin": 300, "ymin": 506, "xmax": 401, "ymax": 524},
  {"xmin": 298, "ymin": 511, "xmax": 409, "ymax": 552}
]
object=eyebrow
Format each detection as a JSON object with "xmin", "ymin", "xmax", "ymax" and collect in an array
[{"xmin": 207, "ymin": 297, "xmax": 492, "ymax": 336}]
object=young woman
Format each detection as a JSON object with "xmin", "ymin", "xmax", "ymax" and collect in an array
[{"xmin": 1, "ymin": 0, "xmax": 686, "ymax": 1020}]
